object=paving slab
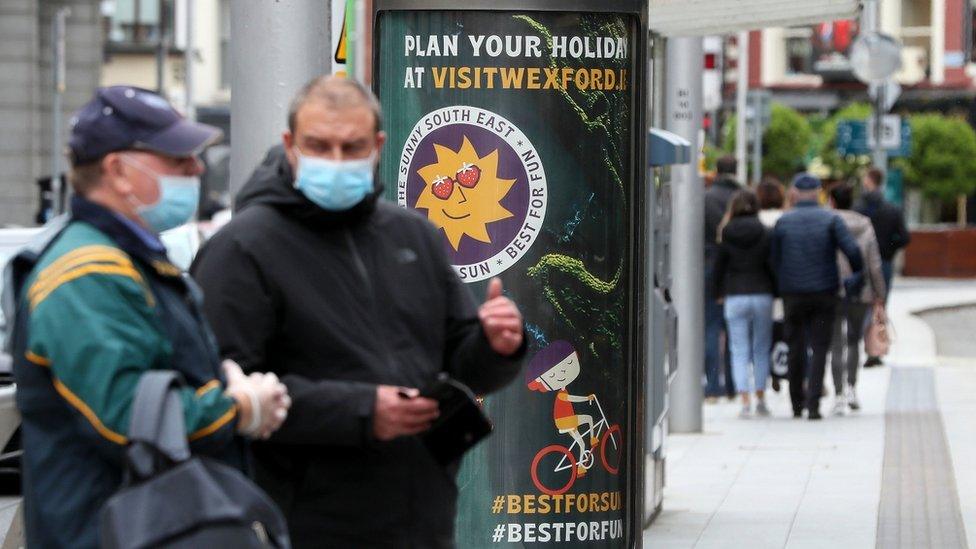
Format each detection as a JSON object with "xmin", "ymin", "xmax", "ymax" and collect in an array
[{"xmin": 645, "ymin": 279, "xmax": 976, "ymax": 549}]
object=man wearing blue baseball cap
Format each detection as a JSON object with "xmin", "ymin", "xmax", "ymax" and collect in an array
[
  {"xmin": 4, "ymin": 86, "xmax": 290, "ymax": 547},
  {"xmin": 771, "ymin": 173, "xmax": 863, "ymax": 420}
]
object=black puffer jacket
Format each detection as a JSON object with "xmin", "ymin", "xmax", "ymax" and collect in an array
[
  {"xmin": 191, "ymin": 146, "xmax": 524, "ymax": 548},
  {"xmin": 712, "ymin": 215, "xmax": 776, "ymax": 298}
]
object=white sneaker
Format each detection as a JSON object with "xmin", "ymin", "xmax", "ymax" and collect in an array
[
  {"xmin": 738, "ymin": 404, "xmax": 751, "ymax": 419},
  {"xmin": 846, "ymin": 386, "xmax": 860, "ymax": 411},
  {"xmin": 755, "ymin": 400, "xmax": 771, "ymax": 417},
  {"xmin": 831, "ymin": 397, "xmax": 847, "ymax": 416}
]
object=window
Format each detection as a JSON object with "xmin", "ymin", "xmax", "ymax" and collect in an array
[
  {"xmin": 785, "ymin": 33, "xmax": 813, "ymax": 75},
  {"xmin": 100, "ymin": 0, "xmax": 175, "ymax": 51}
]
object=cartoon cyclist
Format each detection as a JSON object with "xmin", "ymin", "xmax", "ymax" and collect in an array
[{"xmin": 526, "ymin": 340, "xmax": 598, "ymax": 476}]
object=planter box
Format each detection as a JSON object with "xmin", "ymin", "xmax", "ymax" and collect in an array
[{"xmin": 903, "ymin": 227, "xmax": 976, "ymax": 278}]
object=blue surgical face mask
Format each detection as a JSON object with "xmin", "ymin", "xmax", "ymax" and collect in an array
[
  {"xmin": 293, "ymin": 148, "xmax": 376, "ymax": 211},
  {"xmin": 123, "ymin": 156, "xmax": 200, "ymax": 234}
]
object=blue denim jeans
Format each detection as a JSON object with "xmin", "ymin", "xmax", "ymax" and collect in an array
[
  {"xmin": 723, "ymin": 294, "xmax": 774, "ymax": 394},
  {"xmin": 704, "ymin": 270, "xmax": 725, "ymax": 397}
]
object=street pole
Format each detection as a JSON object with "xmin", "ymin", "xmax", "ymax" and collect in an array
[
  {"xmin": 862, "ymin": 0, "xmax": 888, "ymax": 176},
  {"xmin": 666, "ymin": 36, "xmax": 704, "ymax": 434},
  {"xmin": 751, "ymin": 91, "xmax": 762, "ymax": 186},
  {"xmin": 51, "ymin": 7, "xmax": 70, "ymax": 215},
  {"xmin": 230, "ymin": 1, "xmax": 331, "ymax": 199},
  {"xmin": 156, "ymin": 0, "xmax": 168, "ymax": 95},
  {"xmin": 735, "ymin": 31, "xmax": 749, "ymax": 186},
  {"xmin": 183, "ymin": 0, "xmax": 194, "ymax": 120},
  {"xmin": 872, "ymin": 85, "xmax": 887, "ymax": 176}
]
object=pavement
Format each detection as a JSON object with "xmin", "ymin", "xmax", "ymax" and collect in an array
[{"xmin": 644, "ymin": 278, "xmax": 976, "ymax": 548}]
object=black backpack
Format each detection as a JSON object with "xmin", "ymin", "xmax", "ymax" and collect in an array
[{"xmin": 100, "ymin": 371, "xmax": 291, "ymax": 549}]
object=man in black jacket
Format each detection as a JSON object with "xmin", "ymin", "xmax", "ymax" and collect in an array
[
  {"xmin": 772, "ymin": 173, "xmax": 862, "ymax": 420},
  {"xmin": 856, "ymin": 167, "xmax": 910, "ymax": 296},
  {"xmin": 191, "ymin": 76, "xmax": 526, "ymax": 547},
  {"xmin": 855, "ymin": 168, "xmax": 909, "ymax": 367},
  {"xmin": 703, "ymin": 156, "xmax": 741, "ymax": 398}
]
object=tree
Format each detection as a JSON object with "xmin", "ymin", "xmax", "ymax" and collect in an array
[
  {"xmin": 722, "ymin": 103, "xmax": 813, "ymax": 181},
  {"xmin": 816, "ymin": 102, "xmax": 872, "ymax": 181},
  {"xmin": 897, "ymin": 114, "xmax": 976, "ymax": 225}
]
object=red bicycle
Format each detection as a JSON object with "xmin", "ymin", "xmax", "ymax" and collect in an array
[{"xmin": 530, "ymin": 396, "xmax": 622, "ymax": 495}]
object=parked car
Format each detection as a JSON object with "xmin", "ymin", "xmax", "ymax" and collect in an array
[{"xmin": 0, "ymin": 226, "xmax": 45, "ymax": 493}]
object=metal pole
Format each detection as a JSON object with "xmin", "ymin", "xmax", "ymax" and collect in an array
[
  {"xmin": 184, "ymin": 0, "xmax": 195, "ymax": 120},
  {"xmin": 862, "ymin": 0, "xmax": 887, "ymax": 175},
  {"xmin": 666, "ymin": 36, "xmax": 704, "ymax": 433},
  {"xmin": 51, "ymin": 7, "xmax": 70, "ymax": 215},
  {"xmin": 230, "ymin": 0, "xmax": 331, "ymax": 199},
  {"xmin": 872, "ymin": 86, "xmax": 887, "ymax": 175},
  {"xmin": 156, "ymin": 0, "xmax": 168, "ymax": 94},
  {"xmin": 735, "ymin": 31, "xmax": 749, "ymax": 186},
  {"xmin": 751, "ymin": 92, "xmax": 762, "ymax": 186}
]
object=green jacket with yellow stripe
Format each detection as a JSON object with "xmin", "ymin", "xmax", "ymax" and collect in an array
[{"xmin": 8, "ymin": 196, "xmax": 244, "ymax": 549}]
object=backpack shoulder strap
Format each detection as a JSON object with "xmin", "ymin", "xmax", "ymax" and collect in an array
[{"xmin": 127, "ymin": 370, "xmax": 191, "ymax": 479}]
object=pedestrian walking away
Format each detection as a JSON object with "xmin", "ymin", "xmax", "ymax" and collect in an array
[
  {"xmin": 191, "ymin": 76, "xmax": 526, "ymax": 548},
  {"xmin": 855, "ymin": 167, "xmax": 909, "ymax": 367},
  {"xmin": 756, "ymin": 177, "xmax": 789, "ymax": 391},
  {"xmin": 771, "ymin": 173, "xmax": 863, "ymax": 420},
  {"xmin": 2, "ymin": 86, "xmax": 290, "ymax": 548},
  {"xmin": 828, "ymin": 183, "xmax": 886, "ymax": 415},
  {"xmin": 712, "ymin": 190, "xmax": 776, "ymax": 418},
  {"xmin": 703, "ymin": 155, "xmax": 742, "ymax": 398}
]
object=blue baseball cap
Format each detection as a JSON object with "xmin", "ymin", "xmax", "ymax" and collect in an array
[
  {"xmin": 791, "ymin": 172, "xmax": 821, "ymax": 191},
  {"xmin": 69, "ymin": 86, "xmax": 222, "ymax": 164}
]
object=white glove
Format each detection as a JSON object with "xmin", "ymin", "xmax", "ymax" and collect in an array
[{"xmin": 223, "ymin": 360, "xmax": 291, "ymax": 439}]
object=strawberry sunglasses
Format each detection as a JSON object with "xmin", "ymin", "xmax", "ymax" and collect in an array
[{"xmin": 431, "ymin": 163, "xmax": 481, "ymax": 200}]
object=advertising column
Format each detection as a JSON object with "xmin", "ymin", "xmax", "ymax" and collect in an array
[{"xmin": 374, "ymin": 3, "xmax": 646, "ymax": 545}]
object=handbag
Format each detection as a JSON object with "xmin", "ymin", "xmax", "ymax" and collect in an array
[
  {"xmin": 865, "ymin": 303, "xmax": 891, "ymax": 358},
  {"xmin": 100, "ymin": 371, "xmax": 290, "ymax": 549}
]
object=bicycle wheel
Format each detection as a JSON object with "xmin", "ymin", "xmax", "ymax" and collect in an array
[
  {"xmin": 600, "ymin": 424, "xmax": 622, "ymax": 475},
  {"xmin": 531, "ymin": 445, "xmax": 577, "ymax": 496}
]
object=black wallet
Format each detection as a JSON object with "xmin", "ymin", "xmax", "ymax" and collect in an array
[{"xmin": 418, "ymin": 373, "xmax": 493, "ymax": 465}]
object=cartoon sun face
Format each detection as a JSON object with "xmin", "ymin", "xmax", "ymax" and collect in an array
[{"xmin": 415, "ymin": 136, "xmax": 515, "ymax": 251}]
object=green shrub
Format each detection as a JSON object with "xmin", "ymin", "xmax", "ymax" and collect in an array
[
  {"xmin": 816, "ymin": 102, "xmax": 872, "ymax": 181},
  {"xmin": 897, "ymin": 114, "xmax": 976, "ymax": 202},
  {"xmin": 722, "ymin": 103, "xmax": 813, "ymax": 180}
]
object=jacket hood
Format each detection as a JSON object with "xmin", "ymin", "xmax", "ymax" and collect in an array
[
  {"xmin": 234, "ymin": 145, "xmax": 382, "ymax": 229},
  {"xmin": 836, "ymin": 209, "xmax": 873, "ymax": 239},
  {"xmin": 721, "ymin": 215, "xmax": 766, "ymax": 247},
  {"xmin": 713, "ymin": 174, "xmax": 741, "ymax": 190}
]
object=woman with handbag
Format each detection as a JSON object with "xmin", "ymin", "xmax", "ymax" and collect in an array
[{"xmin": 828, "ymin": 183, "xmax": 887, "ymax": 415}]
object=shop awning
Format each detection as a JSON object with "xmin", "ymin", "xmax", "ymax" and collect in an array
[{"xmin": 648, "ymin": 0, "xmax": 861, "ymax": 36}]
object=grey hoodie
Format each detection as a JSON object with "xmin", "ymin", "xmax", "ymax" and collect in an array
[{"xmin": 835, "ymin": 209, "xmax": 886, "ymax": 303}]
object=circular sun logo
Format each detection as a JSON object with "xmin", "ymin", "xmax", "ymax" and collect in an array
[{"xmin": 399, "ymin": 106, "xmax": 547, "ymax": 282}]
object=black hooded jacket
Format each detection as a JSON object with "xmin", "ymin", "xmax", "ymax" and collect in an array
[
  {"xmin": 190, "ymin": 146, "xmax": 524, "ymax": 548},
  {"xmin": 712, "ymin": 215, "xmax": 776, "ymax": 298},
  {"xmin": 855, "ymin": 190, "xmax": 911, "ymax": 261}
]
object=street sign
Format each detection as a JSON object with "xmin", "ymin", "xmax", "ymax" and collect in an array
[
  {"xmin": 744, "ymin": 89, "xmax": 771, "ymax": 125},
  {"xmin": 867, "ymin": 115, "xmax": 901, "ymax": 149},
  {"xmin": 836, "ymin": 119, "xmax": 911, "ymax": 157},
  {"xmin": 849, "ymin": 31, "xmax": 902, "ymax": 83},
  {"xmin": 869, "ymin": 79, "xmax": 901, "ymax": 112},
  {"xmin": 836, "ymin": 120, "xmax": 868, "ymax": 156}
]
